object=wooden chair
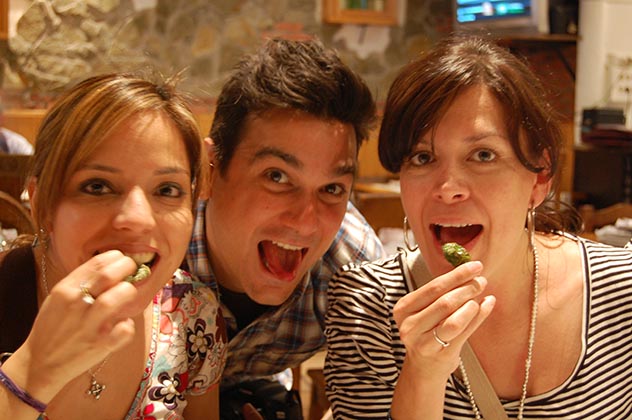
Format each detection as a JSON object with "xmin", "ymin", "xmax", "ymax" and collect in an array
[
  {"xmin": 0, "ymin": 154, "xmax": 33, "ymax": 202},
  {"xmin": 0, "ymin": 190, "xmax": 35, "ymax": 235},
  {"xmin": 353, "ymin": 191, "xmax": 404, "ymax": 233},
  {"xmin": 578, "ymin": 203, "xmax": 632, "ymax": 241}
]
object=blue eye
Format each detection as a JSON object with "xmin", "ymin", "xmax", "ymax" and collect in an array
[
  {"xmin": 80, "ymin": 179, "xmax": 113, "ymax": 195},
  {"xmin": 473, "ymin": 149, "xmax": 496, "ymax": 162}
]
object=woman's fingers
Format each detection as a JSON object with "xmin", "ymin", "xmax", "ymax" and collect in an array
[
  {"xmin": 395, "ymin": 272, "xmax": 488, "ymax": 334},
  {"xmin": 67, "ymin": 250, "xmax": 137, "ymax": 296},
  {"xmin": 395, "ymin": 264, "xmax": 495, "ymax": 358},
  {"xmin": 433, "ymin": 294, "xmax": 496, "ymax": 347},
  {"xmin": 23, "ymin": 252, "xmax": 141, "ymax": 382},
  {"xmin": 396, "ymin": 261, "xmax": 484, "ymax": 318}
]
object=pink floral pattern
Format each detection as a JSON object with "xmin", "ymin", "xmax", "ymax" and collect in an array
[{"xmin": 125, "ymin": 269, "xmax": 227, "ymax": 419}]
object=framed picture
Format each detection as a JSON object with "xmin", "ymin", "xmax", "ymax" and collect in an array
[{"xmin": 322, "ymin": 0, "xmax": 398, "ymax": 26}]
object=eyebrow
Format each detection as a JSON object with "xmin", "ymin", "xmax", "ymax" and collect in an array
[
  {"xmin": 252, "ymin": 146, "xmax": 356, "ymax": 177},
  {"xmin": 80, "ymin": 163, "xmax": 190, "ymax": 176},
  {"xmin": 418, "ymin": 131, "xmax": 507, "ymax": 148}
]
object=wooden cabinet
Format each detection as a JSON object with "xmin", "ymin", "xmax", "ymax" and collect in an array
[
  {"xmin": 322, "ymin": 0, "xmax": 398, "ymax": 26},
  {"xmin": 574, "ymin": 143, "xmax": 632, "ymax": 209}
]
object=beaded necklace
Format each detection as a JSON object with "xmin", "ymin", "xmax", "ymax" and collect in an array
[{"xmin": 458, "ymin": 244, "xmax": 539, "ymax": 419}]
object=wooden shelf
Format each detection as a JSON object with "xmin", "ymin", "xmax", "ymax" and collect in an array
[
  {"xmin": 322, "ymin": 0, "xmax": 398, "ymax": 26},
  {"xmin": 498, "ymin": 33, "xmax": 578, "ymax": 44}
]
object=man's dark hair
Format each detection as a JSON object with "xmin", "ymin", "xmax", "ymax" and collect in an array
[{"xmin": 210, "ymin": 37, "xmax": 377, "ymax": 174}]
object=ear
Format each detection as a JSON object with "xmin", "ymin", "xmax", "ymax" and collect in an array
[
  {"xmin": 203, "ymin": 137, "xmax": 218, "ymax": 199},
  {"xmin": 529, "ymin": 149, "xmax": 554, "ymax": 208},
  {"xmin": 204, "ymin": 136, "xmax": 215, "ymax": 163},
  {"xmin": 530, "ymin": 169, "xmax": 552, "ymax": 208}
]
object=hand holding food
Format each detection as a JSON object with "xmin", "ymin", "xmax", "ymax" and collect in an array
[{"xmin": 442, "ymin": 242, "xmax": 471, "ymax": 267}]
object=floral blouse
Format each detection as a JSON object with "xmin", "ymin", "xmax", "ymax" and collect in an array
[{"xmin": 126, "ymin": 269, "xmax": 227, "ymax": 419}]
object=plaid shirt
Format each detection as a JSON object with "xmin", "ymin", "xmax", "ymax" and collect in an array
[{"xmin": 186, "ymin": 199, "xmax": 385, "ymax": 388}]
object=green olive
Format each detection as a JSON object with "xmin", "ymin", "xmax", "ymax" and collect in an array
[
  {"xmin": 124, "ymin": 264, "xmax": 151, "ymax": 283},
  {"xmin": 442, "ymin": 242, "xmax": 471, "ymax": 267}
]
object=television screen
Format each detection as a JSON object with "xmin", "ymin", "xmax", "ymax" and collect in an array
[
  {"xmin": 454, "ymin": 0, "xmax": 546, "ymax": 34},
  {"xmin": 456, "ymin": 0, "xmax": 532, "ymax": 24}
]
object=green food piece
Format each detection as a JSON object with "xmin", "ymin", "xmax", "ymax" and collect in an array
[
  {"xmin": 124, "ymin": 264, "xmax": 151, "ymax": 283},
  {"xmin": 442, "ymin": 242, "xmax": 471, "ymax": 267}
]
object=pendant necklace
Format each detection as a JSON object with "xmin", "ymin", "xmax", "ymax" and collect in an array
[
  {"xmin": 40, "ymin": 251, "xmax": 110, "ymax": 400},
  {"xmin": 458, "ymin": 244, "xmax": 539, "ymax": 419}
]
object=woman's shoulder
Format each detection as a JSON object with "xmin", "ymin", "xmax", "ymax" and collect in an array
[
  {"xmin": 330, "ymin": 251, "xmax": 410, "ymax": 298},
  {"xmin": 336, "ymin": 251, "xmax": 404, "ymax": 279},
  {"xmin": 575, "ymin": 234, "xmax": 632, "ymax": 259},
  {"xmin": 161, "ymin": 268, "xmax": 221, "ymax": 313}
]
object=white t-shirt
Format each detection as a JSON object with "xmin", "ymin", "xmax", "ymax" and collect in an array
[{"xmin": 0, "ymin": 127, "xmax": 33, "ymax": 155}]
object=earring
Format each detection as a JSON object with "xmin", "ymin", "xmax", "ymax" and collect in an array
[
  {"xmin": 403, "ymin": 216, "xmax": 418, "ymax": 252},
  {"xmin": 32, "ymin": 228, "xmax": 48, "ymax": 249},
  {"xmin": 526, "ymin": 205, "xmax": 536, "ymax": 250}
]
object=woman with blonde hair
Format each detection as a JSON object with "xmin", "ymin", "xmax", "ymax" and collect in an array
[{"xmin": 0, "ymin": 73, "xmax": 226, "ymax": 419}]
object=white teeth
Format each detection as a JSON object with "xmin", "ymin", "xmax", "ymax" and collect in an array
[
  {"xmin": 125, "ymin": 252, "xmax": 155, "ymax": 265},
  {"xmin": 272, "ymin": 241, "xmax": 302, "ymax": 251},
  {"xmin": 437, "ymin": 223, "xmax": 473, "ymax": 228}
]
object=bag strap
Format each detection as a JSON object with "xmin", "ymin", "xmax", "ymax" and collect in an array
[{"xmin": 401, "ymin": 249, "xmax": 508, "ymax": 420}]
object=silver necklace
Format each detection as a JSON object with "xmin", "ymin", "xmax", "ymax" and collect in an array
[
  {"xmin": 458, "ymin": 243, "xmax": 539, "ymax": 419},
  {"xmin": 40, "ymin": 253, "xmax": 109, "ymax": 400}
]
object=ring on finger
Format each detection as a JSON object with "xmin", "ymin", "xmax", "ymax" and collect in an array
[
  {"xmin": 79, "ymin": 282, "xmax": 96, "ymax": 305},
  {"xmin": 433, "ymin": 328, "xmax": 450, "ymax": 348}
]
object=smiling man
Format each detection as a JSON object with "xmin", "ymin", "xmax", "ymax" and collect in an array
[{"xmin": 184, "ymin": 38, "xmax": 384, "ymax": 413}]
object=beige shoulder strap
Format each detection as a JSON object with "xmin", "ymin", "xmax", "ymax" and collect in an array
[{"xmin": 401, "ymin": 249, "xmax": 508, "ymax": 420}]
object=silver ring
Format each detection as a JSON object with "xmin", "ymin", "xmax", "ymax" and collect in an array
[
  {"xmin": 79, "ymin": 282, "xmax": 96, "ymax": 305},
  {"xmin": 433, "ymin": 328, "xmax": 450, "ymax": 348}
]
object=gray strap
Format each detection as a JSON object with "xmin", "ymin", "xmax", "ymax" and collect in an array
[
  {"xmin": 401, "ymin": 249, "xmax": 508, "ymax": 420},
  {"xmin": 460, "ymin": 342, "xmax": 509, "ymax": 420}
]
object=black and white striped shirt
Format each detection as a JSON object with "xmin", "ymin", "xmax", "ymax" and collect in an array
[{"xmin": 325, "ymin": 237, "xmax": 632, "ymax": 419}]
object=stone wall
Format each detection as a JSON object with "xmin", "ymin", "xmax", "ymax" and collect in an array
[{"xmin": 1, "ymin": 0, "xmax": 452, "ymax": 108}]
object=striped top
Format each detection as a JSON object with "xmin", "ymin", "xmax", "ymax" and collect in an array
[{"xmin": 325, "ymin": 237, "xmax": 632, "ymax": 419}]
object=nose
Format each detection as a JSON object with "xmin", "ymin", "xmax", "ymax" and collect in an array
[
  {"xmin": 433, "ymin": 166, "xmax": 470, "ymax": 204},
  {"xmin": 281, "ymin": 193, "xmax": 319, "ymax": 237},
  {"xmin": 112, "ymin": 187, "xmax": 156, "ymax": 232}
]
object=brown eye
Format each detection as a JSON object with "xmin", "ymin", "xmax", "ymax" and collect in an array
[
  {"xmin": 80, "ymin": 179, "xmax": 113, "ymax": 195},
  {"xmin": 157, "ymin": 183, "xmax": 184, "ymax": 198},
  {"xmin": 266, "ymin": 169, "xmax": 289, "ymax": 184},
  {"xmin": 409, "ymin": 151, "xmax": 433, "ymax": 166},
  {"xmin": 324, "ymin": 184, "xmax": 344, "ymax": 196}
]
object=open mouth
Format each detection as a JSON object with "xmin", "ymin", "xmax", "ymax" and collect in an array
[
  {"xmin": 124, "ymin": 253, "xmax": 156, "ymax": 283},
  {"xmin": 258, "ymin": 240, "xmax": 307, "ymax": 282},
  {"xmin": 432, "ymin": 223, "xmax": 482, "ymax": 247}
]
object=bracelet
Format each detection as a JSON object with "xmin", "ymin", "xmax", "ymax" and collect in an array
[{"xmin": 0, "ymin": 367, "xmax": 48, "ymax": 413}]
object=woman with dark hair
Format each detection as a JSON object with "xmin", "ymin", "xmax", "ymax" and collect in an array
[{"xmin": 325, "ymin": 35, "xmax": 632, "ymax": 419}]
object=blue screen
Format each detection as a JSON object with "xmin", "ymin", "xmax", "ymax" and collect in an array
[{"xmin": 456, "ymin": 0, "xmax": 532, "ymax": 23}]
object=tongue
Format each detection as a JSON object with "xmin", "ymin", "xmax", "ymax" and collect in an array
[
  {"xmin": 440, "ymin": 225, "xmax": 481, "ymax": 245},
  {"xmin": 260, "ymin": 241, "xmax": 302, "ymax": 281}
]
